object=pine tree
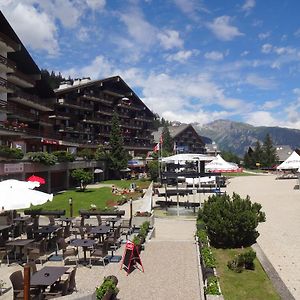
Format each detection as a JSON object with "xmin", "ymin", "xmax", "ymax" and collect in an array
[
  {"xmin": 262, "ymin": 134, "xmax": 278, "ymax": 167},
  {"xmin": 161, "ymin": 125, "xmax": 173, "ymax": 156},
  {"xmin": 108, "ymin": 112, "xmax": 129, "ymax": 178},
  {"xmin": 253, "ymin": 141, "xmax": 263, "ymax": 168}
]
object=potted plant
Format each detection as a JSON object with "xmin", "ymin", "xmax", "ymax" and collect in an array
[
  {"xmin": 95, "ymin": 276, "xmax": 119, "ymax": 300},
  {"xmin": 132, "ymin": 235, "xmax": 142, "ymax": 253}
]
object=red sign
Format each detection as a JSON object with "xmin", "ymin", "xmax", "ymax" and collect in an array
[
  {"xmin": 120, "ymin": 241, "xmax": 144, "ymax": 275},
  {"xmin": 41, "ymin": 138, "xmax": 59, "ymax": 145}
]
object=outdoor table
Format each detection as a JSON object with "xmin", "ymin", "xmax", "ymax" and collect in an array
[
  {"xmin": 105, "ymin": 217, "xmax": 120, "ymax": 230},
  {"xmin": 70, "ymin": 239, "xmax": 96, "ymax": 263},
  {"xmin": 0, "ymin": 225, "xmax": 11, "ymax": 231},
  {"xmin": 57, "ymin": 217, "xmax": 74, "ymax": 226},
  {"xmin": 90, "ymin": 225, "xmax": 110, "ymax": 241},
  {"xmin": 35, "ymin": 225, "xmax": 60, "ymax": 237},
  {"xmin": 6, "ymin": 239, "xmax": 34, "ymax": 261},
  {"xmin": 30, "ymin": 266, "xmax": 70, "ymax": 289}
]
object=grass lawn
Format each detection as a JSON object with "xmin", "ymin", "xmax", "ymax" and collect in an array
[
  {"xmin": 30, "ymin": 180, "xmax": 151, "ymax": 216},
  {"xmin": 212, "ymin": 247, "xmax": 280, "ymax": 300}
]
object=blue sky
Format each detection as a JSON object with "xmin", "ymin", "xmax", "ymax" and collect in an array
[{"xmin": 1, "ymin": 0, "xmax": 300, "ymax": 129}]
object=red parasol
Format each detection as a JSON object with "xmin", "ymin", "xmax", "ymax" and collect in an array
[{"xmin": 27, "ymin": 175, "xmax": 46, "ymax": 184}]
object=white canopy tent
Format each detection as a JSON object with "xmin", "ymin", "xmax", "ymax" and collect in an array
[
  {"xmin": 277, "ymin": 151, "xmax": 300, "ymax": 170},
  {"xmin": 161, "ymin": 153, "xmax": 214, "ymax": 164},
  {"xmin": 205, "ymin": 154, "xmax": 239, "ymax": 172}
]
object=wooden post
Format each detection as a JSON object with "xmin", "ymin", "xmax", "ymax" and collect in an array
[
  {"xmin": 129, "ymin": 199, "xmax": 133, "ymax": 227},
  {"xmin": 23, "ymin": 264, "xmax": 30, "ymax": 300}
]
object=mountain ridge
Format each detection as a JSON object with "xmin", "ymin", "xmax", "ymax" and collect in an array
[{"xmin": 193, "ymin": 119, "xmax": 300, "ymax": 156}]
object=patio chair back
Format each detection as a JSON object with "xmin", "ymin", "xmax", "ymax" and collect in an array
[
  {"xmin": 10, "ymin": 270, "xmax": 23, "ymax": 292},
  {"xmin": 57, "ymin": 238, "xmax": 68, "ymax": 251},
  {"xmin": 68, "ymin": 267, "xmax": 77, "ymax": 292},
  {"xmin": 96, "ymin": 215, "xmax": 102, "ymax": 226},
  {"xmin": 55, "ymin": 227, "xmax": 64, "ymax": 239},
  {"xmin": 26, "ymin": 225, "xmax": 34, "ymax": 239},
  {"xmin": 64, "ymin": 224, "xmax": 71, "ymax": 238},
  {"xmin": 48, "ymin": 216, "xmax": 55, "ymax": 226}
]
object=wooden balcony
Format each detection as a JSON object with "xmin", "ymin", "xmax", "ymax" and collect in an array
[
  {"xmin": 7, "ymin": 102, "xmax": 39, "ymax": 122},
  {"xmin": 81, "ymin": 94, "xmax": 112, "ymax": 106},
  {"xmin": 82, "ymin": 116, "xmax": 111, "ymax": 126},
  {"xmin": 8, "ymin": 90, "xmax": 52, "ymax": 112},
  {"xmin": 0, "ymin": 32, "xmax": 20, "ymax": 52},
  {"xmin": 57, "ymin": 98, "xmax": 93, "ymax": 111},
  {"xmin": 0, "ymin": 54, "xmax": 16, "ymax": 73},
  {"xmin": 7, "ymin": 69, "xmax": 36, "ymax": 88},
  {"xmin": 0, "ymin": 76, "xmax": 14, "ymax": 93}
]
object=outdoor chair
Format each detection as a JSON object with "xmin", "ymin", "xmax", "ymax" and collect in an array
[
  {"xmin": 27, "ymin": 238, "xmax": 48, "ymax": 265},
  {"xmin": 89, "ymin": 240, "xmax": 108, "ymax": 267},
  {"xmin": 96, "ymin": 215, "xmax": 102, "ymax": 226},
  {"xmin": 57, "ymin": 238, "xmax": 78, "ymax": 265},
  {"xmin": 9, "ymin": 270, "xmax": 40, "ymax": 300},
  {"xmin": 120, "ymin": 219, "xmax": 133, "ymax": 239},
  {"xmin": 0, "ymin": 246, "xmax": 11, "ymax": 266},
  {"xmin": 43, "ymin": 277, "xmax": 70, "ymax": 299},
  {"xmin": 25, "ymin": 225, "xmax": 34, "ymax": 239},
  {"xmin": 63, "ymin": 224, "xmax": 71, "ymax": 239},
  {"xmin": 48, "ymin": 216, "xmax": 56, "ymax": 226},
  {"xmin": 68, "ymin": 267, "xmax": 77, "ymax": 293},
  {"xmin": 107, "ymin": 226, "xmax": 121, "ymax": 251}
]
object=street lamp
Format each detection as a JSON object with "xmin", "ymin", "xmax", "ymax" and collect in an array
[{"xmin": 68, "ymin": 197, "xmax": 73, "ymax": 217}]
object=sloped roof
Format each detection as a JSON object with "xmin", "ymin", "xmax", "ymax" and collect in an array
[
  {"xmin": 275, "ymin": 145, "xmax": 293, "ymax": 162},
  {"xmin": 153, "ymin": 124, "xmax": 203, "ymax": 143}
]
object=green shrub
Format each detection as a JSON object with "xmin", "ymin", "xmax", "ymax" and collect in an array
[
  {"xmin": 139, "ymin": 227, "xmax": 147, "ymax": 239},
  {"xmin": 132, "ymin": 235, "xmax": 141, "ymax": 246},
  {"xmin": 95, "ymin": 277, "xmax": 118, "ymax": 300},
  {"xmin": 201, "ymin": 247, "xmax": 216, "ymax": 268},
  {"xmin": 27, "ymin": 152, "xmax": 57, "ymax": 165},
  {"xmin": 95, "ymin": 146, "xmax": 108, "ymax": 160},
  {"xmin": 197, "ymin": 229, "xmax": 208, "ymax": 247},
  {"xmin": 77, "ymin": 148, "xmax": 95, "ymax": 160},
  {"xmin": 52, "ymin": 150, "xmax": 75, "ymax": 162},
  {"xmin": 205, "ymin": 276, "xmax": 221, "ymax": 295},
  {"xmin": 227, "ymin": 249, "xmax": 256, "ymax": 272},
  {"xmin": 0, "ymin": 145, "xmax": 24, "ymax": 159},
  {"xmin": 199, "ymin": 193, "xmax": 266, "ymax": 248}
]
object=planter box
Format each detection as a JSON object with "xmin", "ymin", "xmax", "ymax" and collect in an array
[
  {"xmin": 206, "ymin": 295, "xmax": 224, "ymax": 300},
  {"xmin": 132, "ymin": 213, "xmax": 154, "ymax": 228}
]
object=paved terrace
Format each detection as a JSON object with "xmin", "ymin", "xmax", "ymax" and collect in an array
[{"xmin": 0, "ymin": 196, "xmax": 202, "ymax": 299}]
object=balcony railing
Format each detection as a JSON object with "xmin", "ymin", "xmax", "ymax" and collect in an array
[
  {"xmin": 7, "ymin": 102, "xmax": 39, "ymax": 121},
  {"xmin": 7, "ymin": 69, "xmax": 36, "ymax": 88},
  {"xmin": 0, "ymin": 32, "xmax": 20, "ymax": 52},
  {"xmin": 0, "ymin": 54, "xmax": 16, "ymax": 71},
  {"xmin": 81, "ymin": 94, "xmax": 112, "ymax": 106},
  {"xmin": 9, "ymin": 90, "xmax": 52, "ymax": 111},
  {"xmin": 116, "ymin": 103, "xmax": 142, "ymax": 111},
  {"xmin": 96, "ymin": 109, "xmax": 113, "ymax": 117},
  {"xmin": 134, "ymin": 116, "xmax": 153, "ymax": 122},
  {"xmin": 82, "ymin": 116, "xmax": 111, "ymax": 126},
  {"xmin": 0, "ymin": 76, "xmax": 14, "ymax": 92},
  {"xmin": 57, "ymin": 98, "xmax": 94, "ymax": 111}
]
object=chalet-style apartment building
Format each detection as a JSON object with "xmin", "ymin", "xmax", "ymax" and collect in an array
[
  {"xmin": 0, "ymin": 11, "xmax": 154, "ymax": 191},
  {"xmin": 153, "ymin": 124, "xmax": 205, "ymax": 154}
]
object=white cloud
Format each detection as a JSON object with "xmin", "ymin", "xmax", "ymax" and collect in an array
[
  {"xmin": 204, "ymin": 51, "xmax": 224, "ymax": 61},
  {"xmin": 240, "ymin": 51, "xmax": 249, "ymax": 56},
  {"xmin": 207, "ymin": 16, "xmax": 244, "ymax": 41},
  {"xmin": 241, "ymin": 0, "xmax": 256, "ymax": 13},
  {"xmin": 261, "ymin": 43, "xmax": 273, "ymax": 54},
  {"xmin": 246, "ymin": 111, "xmax": 279, "ymax": 127},
  {"xmin": 294, "ymin": 28, "xmax": 300, "ymax": 38},
  {"xmin": 261, "ymin": 99, "xmax": 282, "ymax": 110},
  {"xmin": 174, "ymin": 0, "xmax": 208, "ymax": 20},
  {"xmin": 158, "ymin": 29, "xmax": 184, "ymax": 50},
  {"xmin": 245, "ymin": 74, "xmax": 276, "ymax": 90},
  {"xmin": 77, "ymin": 27, "xmax": 90, "ymax": 41},
  {"xmin": 119, "ymin": 8, "xmax": 157, "ymax": 48},
  {"xmin": 85, "ymin": 0, "xmax": 106, "ymax": 10},
  {"xmin": 2, "ymin": 3, "xmax": 59, "ymax": 55},
  {"xmin": 258, "ymin": 32, "xmax": 270, "ymax": 40},
  {"xmin": 166, "ymin": 50, "xmax": 195, "ymax": 63}
]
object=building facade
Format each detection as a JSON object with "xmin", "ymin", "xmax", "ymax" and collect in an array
[{"xmin": 153, "ymin": 124, "xmax": 205, "ymax": 154}]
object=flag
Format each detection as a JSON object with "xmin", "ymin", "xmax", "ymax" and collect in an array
[
  {"xmin": 173, "ymin": 141, "xmax": 177, "ymax": 153},
  {"xmin": 153, "ymin": 143, "xmax": 160, "ymax": 152},
  {"xmin": 160, "ymin": 135, "xmax": 163, "ymax": 144}
]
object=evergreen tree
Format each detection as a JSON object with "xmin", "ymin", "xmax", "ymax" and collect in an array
[
  {"xmin": 161, "ymin": 125, "xmax": 173, "ymax": 156},
  {"xmin": 253, "ymin": 141, "xmax": 263, "ymax": 167},
  {"xmin": 262, "ymin": 134, "xmax": 278, "ymax": 167},
  {"xmin": 108, "ymin": 112, "xmax": 129, "ymax": 178},
  {"xmin": 221, "ymin": 150, "xmax": 240, "ymax": 164}
]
